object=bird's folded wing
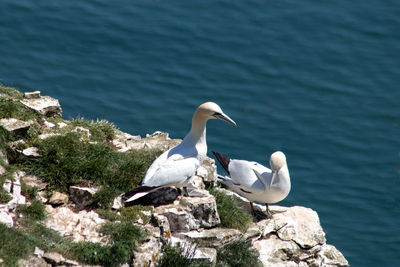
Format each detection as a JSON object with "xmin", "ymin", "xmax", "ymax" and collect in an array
[{"xmin": 143, "ymin": 156, "xmax": 199, "ymax": 187}]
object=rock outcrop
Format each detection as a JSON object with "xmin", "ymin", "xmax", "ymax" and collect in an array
[{"xmin": 0, "ymin": 90, "xmax": 348, "ymax": 267}]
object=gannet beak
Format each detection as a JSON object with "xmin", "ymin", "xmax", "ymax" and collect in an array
[{"xmin": 213, "ymin": 112, "xmax": 237, "ymax": 126}]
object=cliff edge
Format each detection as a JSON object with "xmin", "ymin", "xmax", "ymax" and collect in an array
[{"xmin": 0, "ymin": 86, "xmax": 348, "ymax": 266}]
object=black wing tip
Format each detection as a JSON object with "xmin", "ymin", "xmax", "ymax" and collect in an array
[
  {"xmin": 212, "ymin": 151, "xmax": 231, "ymax": 176},
  {"xmin": 121, "ymin": 185, "xmax": 158, "ymax": 202}
]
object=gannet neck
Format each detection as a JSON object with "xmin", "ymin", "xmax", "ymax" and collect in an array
[{"xmin": 183, "ymin": 110, "xmax": 208, "ymax": 144}]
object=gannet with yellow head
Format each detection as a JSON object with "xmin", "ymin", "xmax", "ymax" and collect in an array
[
  {"xmin": 213, "ymin": 151, "xmax": 290, "ymax": 219},
  {"xmin": 122, "ymin": 102, "xmax": 236, "ymax": 203}
]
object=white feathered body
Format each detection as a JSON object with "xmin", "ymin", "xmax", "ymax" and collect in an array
[
  {"xmin": 220, "ymin": 159, "xmax": 290, "ymax": 204},
  {"xmin": 141, "ymin": 131, "xmax": 207, "ymax": 188}
]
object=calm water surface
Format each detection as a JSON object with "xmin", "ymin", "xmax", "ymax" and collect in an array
[{"xmin": 1, "ymin": 1, "xmax": 399, "ymax": 266}]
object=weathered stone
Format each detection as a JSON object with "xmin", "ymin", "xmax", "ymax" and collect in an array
[
  {"xmin": 112, "ymin": 194, "xmax": 123, "ymax": 210},
  {"xmin": 22, "ymin": 147, "xmax": 40, "ymax": 157},
  {"xmin": 20, "ymin": 95, "xmax": 62, "ymax": 117},
  {"xmin": 193, "ymin": 247, "xmax": 217, "ymax": 265},
  {"xmin": 273, "ymin": 206, "xmax": 326, "ymax": 249},
  {"xmin": 253, "ymin": 235, "xmax": 301, "ymax": 266},
  {"xmin": 244, "ymin": 224, "xmax": 262, "ymax": 241},
  {"xmin": 0, "ymin": 118, "xmax": 32, "ymax": 135},
  {"xmin": 317, "ymin": 244, "xmax": 349, "ymax": 266},
  {"xmin": 134, "ymin": 226, "xmax": 162, "ymax": 267},
  {"xmin": 48, "ymin": 192, "xmax": 69, "ymax": 206},
  {"xmin": 57, "ymin": 122, "xmax": 67, "ymax": 128},
  {"xmin": 22, "ymin": 174, "xmax": 47, "ymax": 191},
  {"xmin": 187, "ymin": 175, "xmax": 209, "ymax": 197},
  {"xmin": 153, "ymin": 194, "xmax": 220, "ymax": 232},
  {"xmin": 38, "ymin": 133, "xmax": 60, "ymax": 140},
  {"xmin": 5, "ymin": 172, "xmax": 26, "ymax": 210},
  {"xmin": 69, "ymin": 186, "xmax": 98, "ymax": 207},
  {"xmin": 179, "ymin": 195, "xmax": 220, "ymax": 228},
  {"xmin": 43, "ymin": 119, "xmax": 55, "ymax": 128},
  {"xmin": 187, "ymin": 174, "xmax": 205, "ymax": 191},
  {"xmin": 18, "ymin": 255, "xmax": 51, "ymax": 267},
  {"xmin": 42, "ymin": 252, "xmax": 65, "ymax": 265},
  {"xmin": 153, "ymin": 213, "xmax": 170, "ymax": 237},
  {"xmin": 45, "ymin": 205, "xmax": 107, "ymax": 243},
  {"xmin": 123, "ymin": 131, "xmax": 181, "ymax": 152},
  {"xmin": 0, "ymin": 210, "xmax": 13, "ymax": 227},
  {"xmin": 24, "ymin": 91, "xmax": 41, "ymax": 99},
  {"xmin": 198, "ymin": 157, "xmax": 218, "ymax": 185},
  {"xmin": 34, "ymin": 247, "xmax": 44, "ymax": 258},
  {"xmin": 177, "ymin": 228, "xmax": 242, "ymax": 248}
]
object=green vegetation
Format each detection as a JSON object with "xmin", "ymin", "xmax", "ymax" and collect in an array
[
  {"xmin": 17, "ymin": 200, "xmax": 46, "ymax": 222},
  {"xmin": 21, "ymin": 132, "xmax": 161, "ymax": 207},
  {"xmin": 209, "ymin": 188, "xmax": 252, "ymax": 232},
  {"xmin": 0, "ymin": 217, "xmax": 145, "ymax": 266},
  {"xmin": 0, "ymin": 188, "xmax": 12, "ymax": 203},
  {"xmin": 0, "ymin": 98, "xmax": 41, "ymax": 121},
  {"xmin": 157, "ymin": 240, "xmax": 260, "ymax": 267},
  {"xmin": 69, "ymin": 117, "xmax": 116, "ymax": 141},
  {"xmin": 72, "ymin": 222, "xmax": 144, "ymax": 266},
  {"xmin": 157, "ymin": 243, "xmax": 209, "ymax": 267},
  {"xmin": 216, "ymin": 240, "xmax": 261, "ymax": 267},
  {"xmin": 0, "ymin": 84, "xmax": 23, "ymax": 99}
]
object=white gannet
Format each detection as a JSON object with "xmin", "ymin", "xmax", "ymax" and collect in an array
[
  {"xmin": 122, "ymin": 102, "xmax": 236, "ymax": 204},
  {"xmin": 213, "ymin": 151, "xmax": 290, "ymax": 218}
]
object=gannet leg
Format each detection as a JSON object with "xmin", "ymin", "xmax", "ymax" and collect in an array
[
  {"xmin": 265, "ymin": 204, "xmax": 272, "ymax": 219},
  {"xmin": 183, "ymin": 186, "xmax": 189, "ymax": 197},
  {"xmin": 250, "ymin": 202, "xmax": 255, "ymax": 216}
]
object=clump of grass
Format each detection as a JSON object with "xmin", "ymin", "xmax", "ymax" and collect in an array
[
  {"xmin": 96, "ymin": 209, "xmax": 121, "ymax": 222},
  {"xmin": 71, "ymin": 222, "xmax": 144, "ymax": 266},
  {"xmin": 0, "ymin": 98, "xmax": 41, "ymax": 121},
  {"xmin": 21, "ymin": 182, "xmax": 39, "ymax": 200},
  {"xmin": 0, "ymin": 84, "xmax": 23, "ymax": 99},
  {"xmin": 17, "ymin": 200, "xmax": 46, "ymax": 222},
  {"xmin": 157, "ymin": 243, "xmax": 210, "ymax": 267},
  {"xmin": 209, "ymin": 188, "xmax": 252, "ymax": 232},
  {"xmin": 121, "ymin": 205, "xmax": 152, "ymax": 224},
  {"xmin": 69, "ymin": 117, "xmax": 117, "ymax": 141},
  {"xmin": 0, "ymin": 222, "xmax": 40, "ymax": 265},
  {"xmin": 1, "ymin": 214, "xmax": 145, "ymax": 266},
  {"xmin": 0, "ymin": 188, "xmax": 12, "ymax": 203},
  {"xmin": 21, "ymin": 133, "xmax": 161, "ymax": 207},
  {"xmin": 216, "ymin": 240, "xmax": 261, "ymax": 267}
]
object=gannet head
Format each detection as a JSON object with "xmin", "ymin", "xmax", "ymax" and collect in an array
[
  {"xmin": 270, "ymin": 151, "xmax": 287, "ymax": 171},
  {"xmin": 196, "ymin": 102, "xmax": 236, "ymax": 126}
]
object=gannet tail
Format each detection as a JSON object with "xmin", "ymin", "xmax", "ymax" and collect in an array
[
  {"xmin": 212, "ymin": 151, "xmax": 231, "ymax": 175},
  {"xmin": 122, "ymin": 185, "xmax": 159, "ymax": 203}
]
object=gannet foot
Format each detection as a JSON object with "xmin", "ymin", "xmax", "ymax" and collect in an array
[{"xmin": 183, "ymin": 186, "xmax": 189, "ymax": 197}]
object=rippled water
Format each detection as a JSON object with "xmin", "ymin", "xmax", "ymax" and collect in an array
[{"xmin": 1, "ymin": 1, "xmax": 399, "ymax": 265}]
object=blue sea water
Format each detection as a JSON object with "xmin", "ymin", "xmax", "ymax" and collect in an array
[{"xmin": 0, "ymin": 1, "xmax": 399, "ymax": 265}]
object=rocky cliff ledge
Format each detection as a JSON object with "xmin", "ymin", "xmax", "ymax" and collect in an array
[{"xmin": 0, "ymin": 86, "xmax": 348, "ymax": 266}]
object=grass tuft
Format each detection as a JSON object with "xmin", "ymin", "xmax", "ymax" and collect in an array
[
  {"xmin": 121, "ymin": 205, "xmax": 153, "ymax": 224},
  {"xmin": 157, "ymin": 243, "xmax": 210, "ymax": 267},
  {"xmin": 209, "ymin": 188, "xmax": 252, "ymax": 232},
  {"xmin": 69, "ymin": 117, "xmax": 117, "ymax": 141},
  {"xmin": 0, "ymin": 84, "xmax": 23, "ymax": 99},
  {"xmin": 0, "ymin": 188, "xmax": 12, "ymax": 203},
  {"xmin": 0, "ymin": 98, "xmax": 41, "ymax": 121},
  {"xmin": 216, "ymin": 240, "xmax": 261, "ymax": 267},
  {"xmin": 21, "ymin": 133, "xmax": 161, "ymax": 206},
  {"xmin": 72, "ymin": 222, "xmax": 144, "ymax": 266},
  {"xmin": 17, "ymin": 200, "xmax": 46, "ymax": 222}
]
